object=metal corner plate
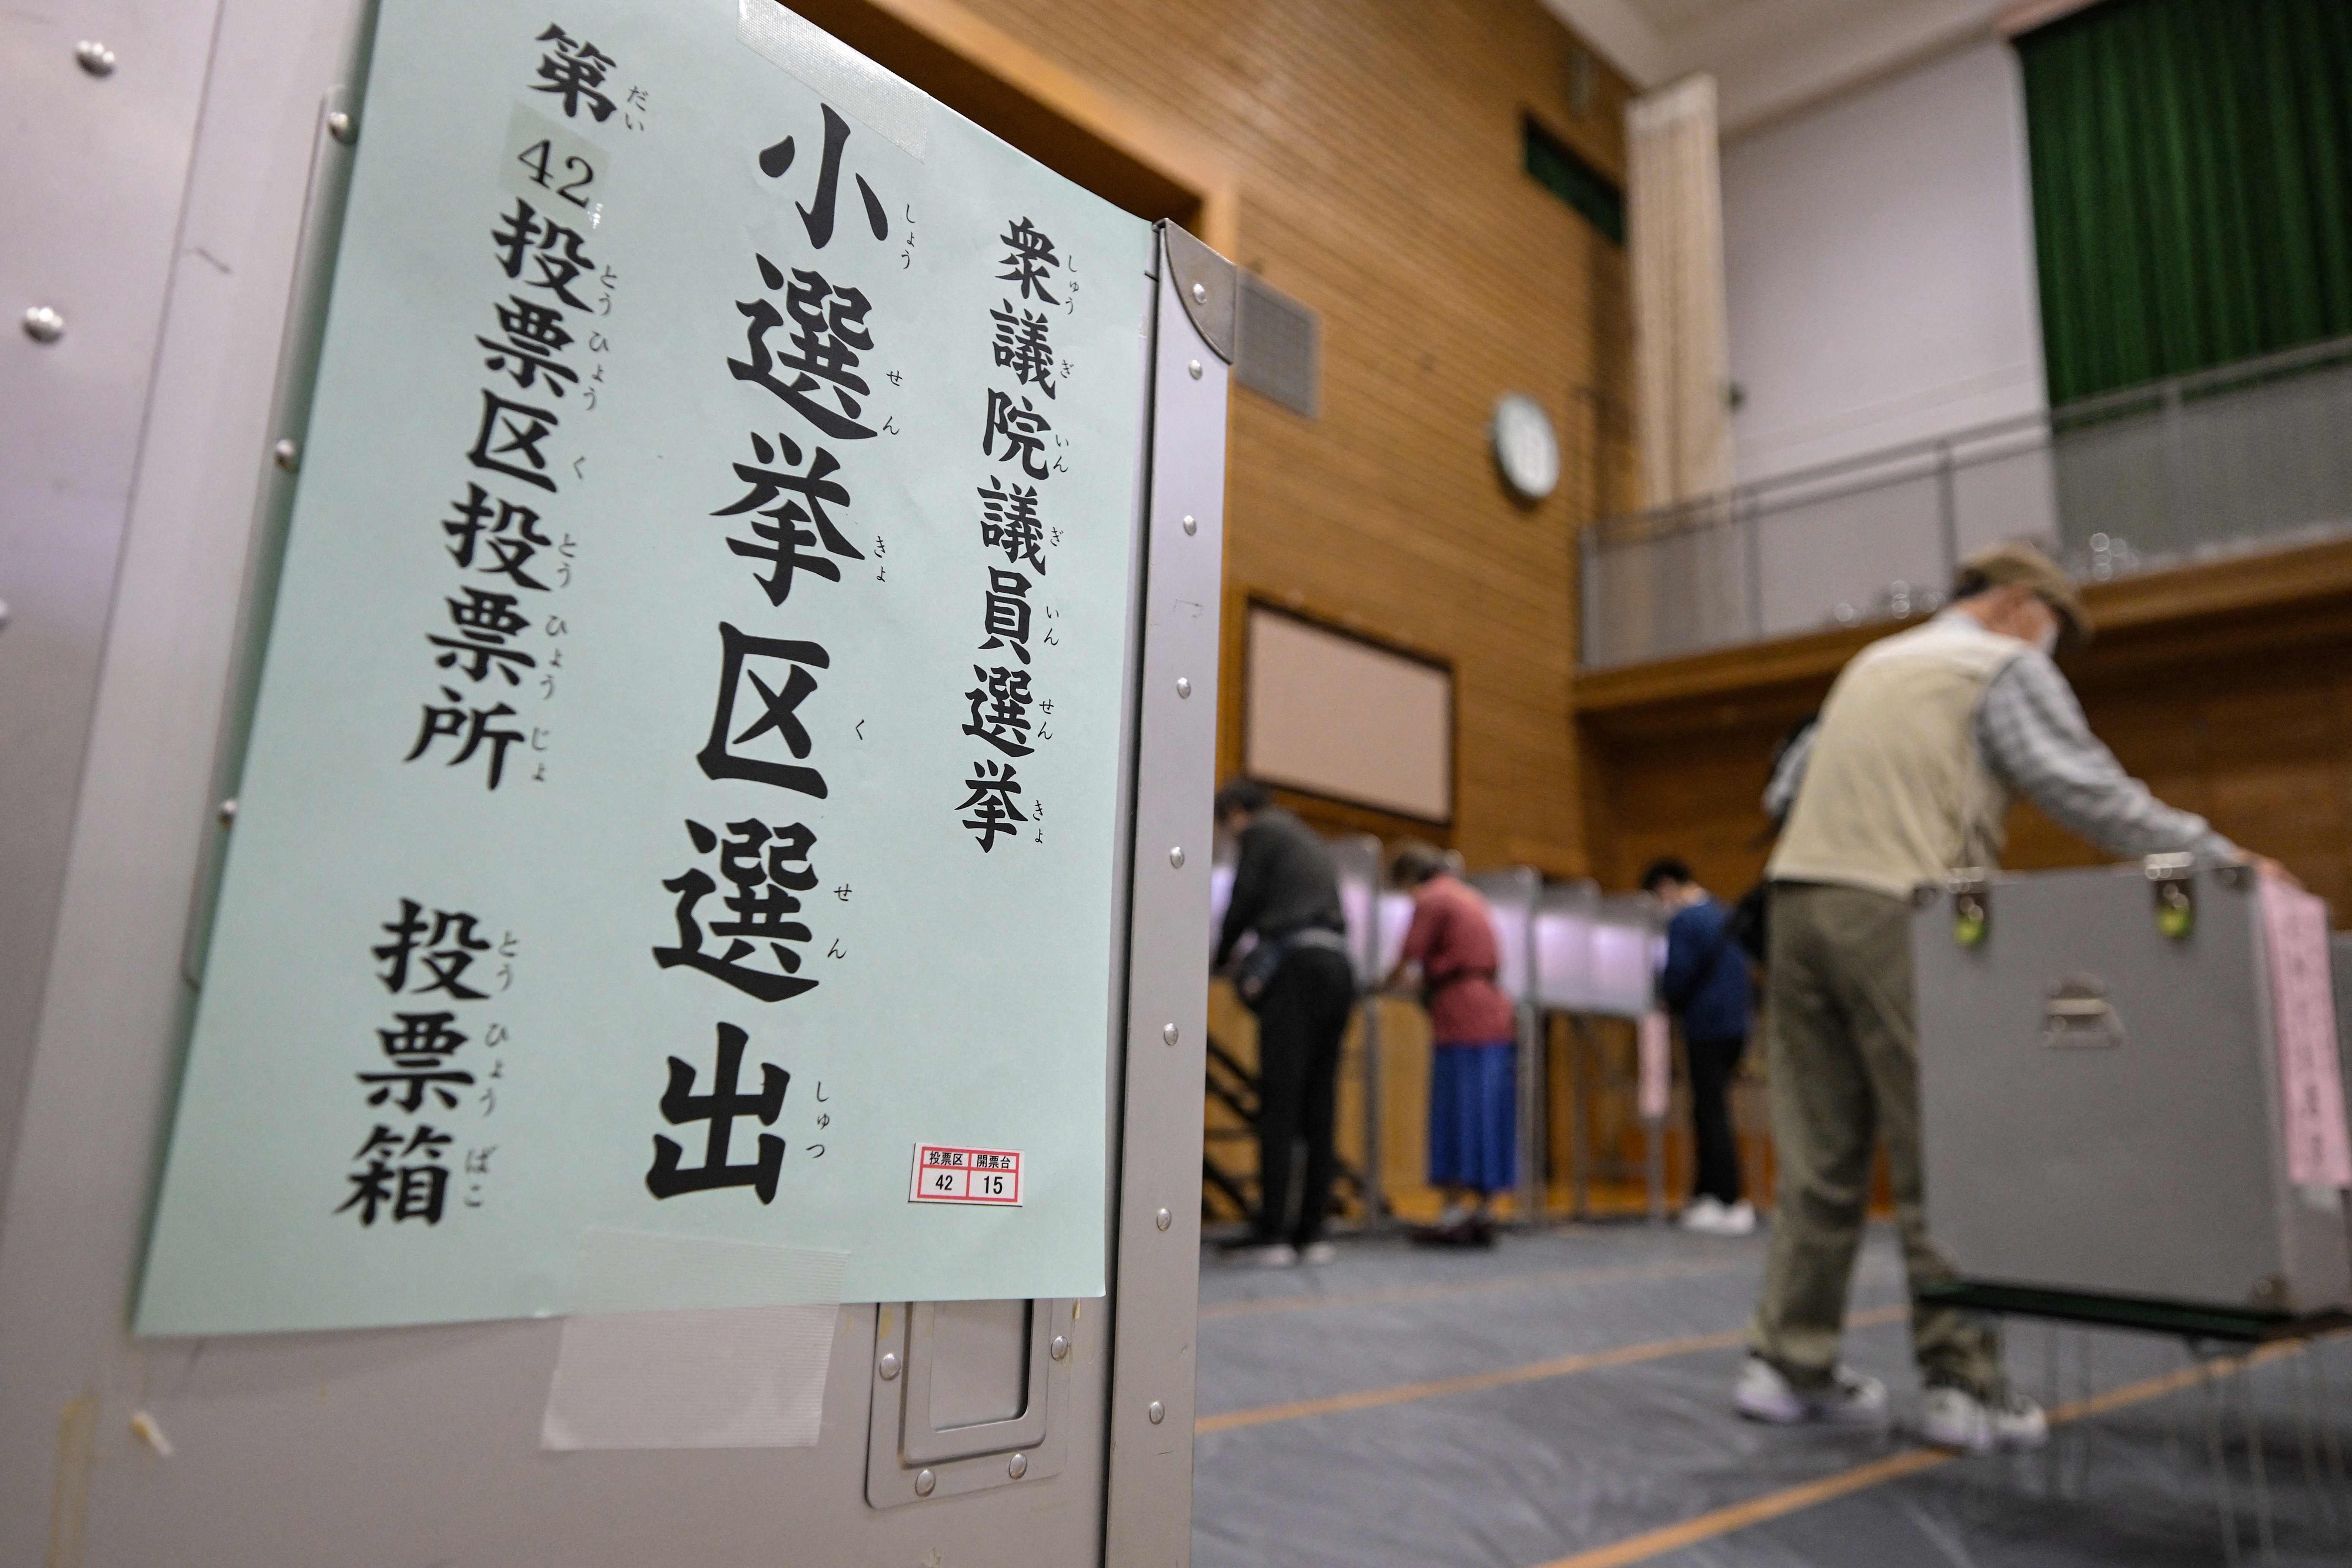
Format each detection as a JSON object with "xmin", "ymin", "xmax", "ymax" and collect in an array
[{"xmin": 1160, "ymin": 222, "xmax": 1235, "ymax": 366}]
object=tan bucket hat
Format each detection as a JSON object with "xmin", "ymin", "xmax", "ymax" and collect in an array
[{"xmin": 1956, "ymin": 540, "xmax": 2090, "ymax": 650}]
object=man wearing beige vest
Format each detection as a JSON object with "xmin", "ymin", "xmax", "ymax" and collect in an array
[{"xmin": 1736, "ymin": 541, "xmax": 2262, "ymax": 1455}]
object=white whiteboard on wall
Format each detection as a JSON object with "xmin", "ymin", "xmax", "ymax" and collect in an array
[{"xmin": 1243, "ymin": 603, "xmax": 1452, "ymax": 824}]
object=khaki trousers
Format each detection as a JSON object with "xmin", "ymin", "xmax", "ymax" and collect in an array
[{"xmin": 1748, "ymin": 882, "xmax": 2002, "ymax": 1395}]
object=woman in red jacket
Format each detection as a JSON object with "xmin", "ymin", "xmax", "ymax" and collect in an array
[{"xmin": 1385, "ymin": 842, "xmax": 1518, "ymax": 1248}]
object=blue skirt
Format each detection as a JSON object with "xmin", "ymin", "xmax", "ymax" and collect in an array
[{"xmin": 1428, "ymin": 1041, "xmax": 1516, "ymax": 1195}]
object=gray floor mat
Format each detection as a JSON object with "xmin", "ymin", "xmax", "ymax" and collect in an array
[{"xmin": 1192, "ymin": 1223, "xmax": 2352, "ymax": 1568}]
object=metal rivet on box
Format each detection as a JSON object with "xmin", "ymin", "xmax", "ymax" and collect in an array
[
  {"xmin": 326, "ymin": 111, "xmax": 356, "ymax": 144},
  {"xmin": 1187, "ymin": 360, "xmax": 1202, "ymax": 380},
  {"xmin": 877, "ymin": 1352, "xmax": 900, "ymax": 1381},
  {"xmin": 1181, "ymin": 513, "xmax": 1197, "ymax": 535},
  {"xmin": 75, "ymin": 41, "xmax": 115, "ymax": 76},
  {"xmin": 22, "ymin": 306, "xmax": 64, "ymax": 344},
  {"xmin": 1191, "ymin": 282, "xmax": 1207, "ymax": 304},
  {"xmin": 1147, "ymin": 1400, "xmax": 1165, "ymax": 1425},
  {"xmin": 1050, "ymin": 1334, "xmax": 1069, "ymax": 1361},
  {"xmin": 1168, "ymin": 846, "xmax": 1185, "ymax": 868},
  {"xmin": 218, "ymin": 798, "xmax": 238, "ymax": 825},
  {"xmin": 1162, "ymin": 1022, "xmax": 1179, "ymax": 1046},
  {"xmin": 273, "ymin": 439, "xmax": 299, "ymax": 472},
  {"xmin": 913, "ymin": 1467, "xmax": 935, "ymax": 1496},
  {"xmin": 1155, "ymin": 1208, "xmax": 1171, "ymax": 1231},
  {"xmin": 1176, "ymin": 677, "xmax": 1191, "ymax": 698},
  {"xmin": 1008, "ymin": 1452, "xmax": 1028, "ymax": 1479}
]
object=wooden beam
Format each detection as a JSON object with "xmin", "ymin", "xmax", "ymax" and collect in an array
[
  {"xmin": 786, "ymin": 0, "xmax": 1240, "ymax": 255},
  {"xmin": 2080, "ymin": 536, "xmax": 2352, "ymax": 636},
  {"xmin": 1572, "ymin": 622, "xmax": 1872, "ymax": 718}
]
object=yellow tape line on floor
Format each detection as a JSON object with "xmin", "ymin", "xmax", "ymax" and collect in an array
[
  {"xmin": 1534, "ymin": 1339, "xmax": 2311, "ymax": 1568},
  {"xmin": 1195, "ymin": 1303, "xmax": 1911, "ymax": 1435}
]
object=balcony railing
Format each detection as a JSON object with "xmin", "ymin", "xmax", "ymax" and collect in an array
[{"xmin": 1579, "ymin": 333, "xmax": 2352, "ymax": 670}]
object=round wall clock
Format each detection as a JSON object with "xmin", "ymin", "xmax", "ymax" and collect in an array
[{"xmin": 1491, "ymin": 392, "xmax": 1560, "ymax": 503}]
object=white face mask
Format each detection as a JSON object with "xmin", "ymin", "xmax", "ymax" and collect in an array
[{"xmin": 2034, "ymin": 621, "xmax": 2059, "ymax": 658}]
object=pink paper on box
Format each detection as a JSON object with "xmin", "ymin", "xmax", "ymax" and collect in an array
[
  {"xmin": 2258, "ymin": 875, "xmax": 2352, "ymax": 1189},
  {"xmin": 1637, "ymin": 1012, "xmax": 1672, "ymax": 1124}
]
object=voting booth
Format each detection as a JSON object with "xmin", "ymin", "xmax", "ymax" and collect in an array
[
  {"xmin": 1916, "ymin": 862, "xmax": 2352, "ymax": 1319},
  {"xmin": 1329, "ymin": 833, "xmax": 1388, "ymax": 1225},
  {"xmin": 1531, "ymin": 885, "xmax": 1660, "ymax": 1025},
  {"xmin": 0, "ymin": 2, "xmax": 1231, "ymax": 1560},
  {"xmin": 1533, "ymin": 881, "xmax": 1668, "ymax": 1218}
]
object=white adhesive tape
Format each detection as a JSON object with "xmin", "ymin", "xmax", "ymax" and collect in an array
[
  {"xmin": 542, "ymin": 1229, "xmax": 850, "ymax": 1450},
  {"xmin": 541, "ymin": 1301, "xmax": 840, "ymax": 1450}
]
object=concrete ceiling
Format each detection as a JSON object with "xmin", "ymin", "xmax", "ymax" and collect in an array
[{"xmin": 1543, "ymin": 0, "xmax": 2026, "ymax": 134}]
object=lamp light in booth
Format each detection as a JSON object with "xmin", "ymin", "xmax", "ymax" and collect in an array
[
  {"xmin": 1207, "ymin": 862, "xmax": 1236, "ymax": 954},
  {"xmin": 1587, "ymin": 904, "xmax": 1661, "ymax": 1018},
  {"xmin": 1491, "ymin": 393, "xmax": 1560, "ymax": 504},
  {"xmin": 1534, "ymin": 881, "xmax": 1600, "ymax": 1012},
  {"xmin": 1333, "ymin": 851, "xmax": 1381, "ymax": 987},
  {"xmin": 1374, "ymin": 891, "xmax": 1415, "ymax": 978},
  {"xmin": 1485, "ymin": 902, "xmax": 1533, "ymax": 1001},
  {"xmin": 1471, "ymin": 869, "xmax": 1540, "ymax": 1003},
  {"xmin": 1338, "ymin": 877, "xmax": 1374, "ymax": 966}
]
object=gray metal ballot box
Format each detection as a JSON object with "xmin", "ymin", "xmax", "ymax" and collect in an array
[
  {"xmin": 1915, "ymin": 862, "xmax": 2352, "ymax": 1317},
  {"xmin": 2336, "ymin": 934, "xmax": 2352, "ymax": 1097}
]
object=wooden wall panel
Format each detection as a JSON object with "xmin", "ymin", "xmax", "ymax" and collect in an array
[
  {"xmin": 1581, "ymin": 563, "xmax": 2352, "ymax": 913},
  {"xmin": 944, "ymin": 0, "xmax": 1636, "ymax": 872}
]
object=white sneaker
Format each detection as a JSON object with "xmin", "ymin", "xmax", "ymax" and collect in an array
[
  {"xmin": 1920, "ymin": 1385, "xmax": 2049, "ymax": 1453},
  {"xmin": 1735, "ymin": 1356, "xmax": 1889, "ymax": 1427},
  {"xmin": 1714, "ymin": 1201, "xmax": 1757, "ymax": 1236},
  {"xmin": 1231, "ymin": 1242, "xmax": 1297, "ymax": 1268},
  {"xmin": 1298, "ymin": 1241, "xmax": 1337, "ymax": 1266},
  {"xmin": 1680, "ymin": 1196, "xmax": 1726, "ymax": 1232},
  {"xmin": 1991, "ymin": 1390, "xmax": 2050, "ymax": 1450}
]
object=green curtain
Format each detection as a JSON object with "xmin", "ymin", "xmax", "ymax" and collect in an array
[{"xmin": 2018, "ymin": 0, "xmax": 2352, "ymax": 406}]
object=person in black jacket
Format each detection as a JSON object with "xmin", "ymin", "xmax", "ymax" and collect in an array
[
  {"xmin": 1644, "ymin": 857, "xmax": 1755, "ymax": 1236},
  {"xmin": 1214, "ymin": 780, "xmax": 1354, "ymax": 1268}
]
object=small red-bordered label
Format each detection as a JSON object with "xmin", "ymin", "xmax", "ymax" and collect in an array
[{"xmin": 908, "ymin": 1143, "xmax": 1023, "ymax": 1206}]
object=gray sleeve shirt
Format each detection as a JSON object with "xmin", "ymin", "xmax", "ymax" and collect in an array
[
  {"xmin": 1760, "ymin": 646, "xmax": 2236, "ymax": 864},
  {"xmin": 1975, "ymin": 649, "xmax": 2236, "ymax": 862}
]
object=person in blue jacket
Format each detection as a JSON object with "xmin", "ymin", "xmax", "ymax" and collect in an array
[{"xmin": 1644, "ymin": 858, "xmax": 1755, "ymax": 1235}]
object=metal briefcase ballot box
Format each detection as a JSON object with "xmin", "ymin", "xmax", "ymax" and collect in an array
[
  {"xmin": 1915, "ymin": 862, "xmax": 2352, "ymax": 1316},
  {"xmin": 2336, "ymin": 934, "xmax": 2352, "ymax": 1096}
]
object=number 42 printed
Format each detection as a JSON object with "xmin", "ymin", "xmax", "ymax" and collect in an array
[
  {"xmin": 908, "ymin": 1143, "xmax": 1023, "ymax": 1206},
  {"xmin": 503, "ymin": 106, "xmax": 603, "ymax": 219}
]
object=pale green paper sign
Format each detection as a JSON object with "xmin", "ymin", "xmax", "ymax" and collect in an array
[{"xmin": 135, "ymin": 0, "xmax": 1151, "ymax": 1334}]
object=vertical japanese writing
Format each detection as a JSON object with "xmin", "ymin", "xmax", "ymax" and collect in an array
[
  {"xmin": 405, "ymin": 20, "xmax": 639, "ymax": 791},
  {"xmin": 646, "ymin": 98, "xmax": 904, "ymax": 1201},
  {"xmin": 957, "ymin": 216, "xmax": 1076, "ymax": 850},
  {"xmin": 340, "ymin": 899, "xmax": 515, "ymax": 1224},
  {"xmin": 349, "ymin": 14, "xmax": 637, "ymax": 1228}
]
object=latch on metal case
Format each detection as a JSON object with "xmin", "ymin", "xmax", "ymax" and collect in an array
[
  {"xmin": 2144, "ymin": 852, "xmax": 2195, "ymax": 939},
  {"xmin": 1946, "ymin": 870, "xmax": 1990, "ymax": 948},
  {"xmin": 2043, "ymin": 974, "xmax": 2123, "ymax": 1048}
]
